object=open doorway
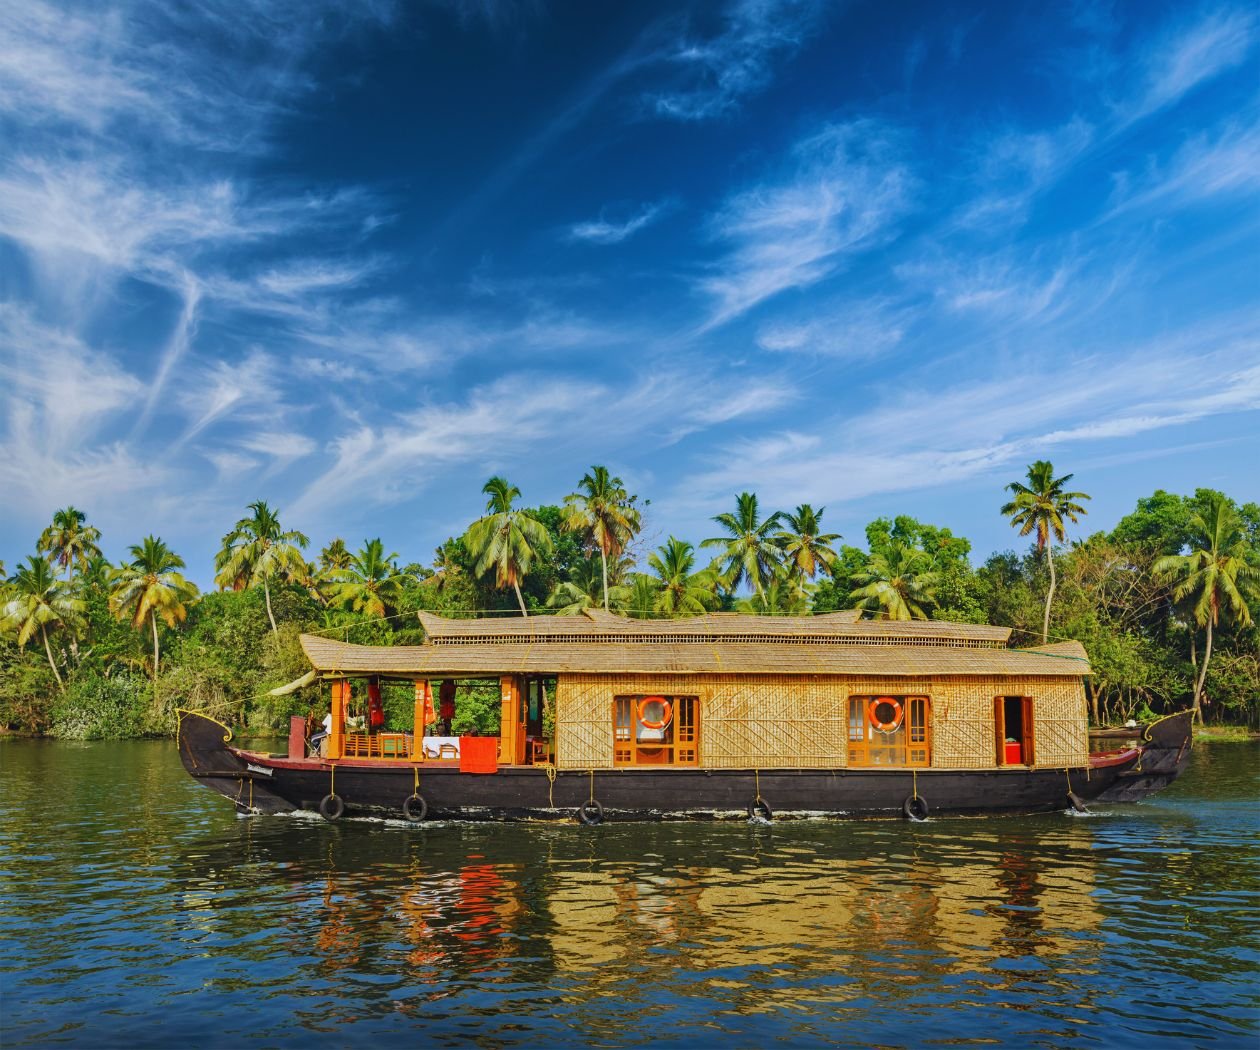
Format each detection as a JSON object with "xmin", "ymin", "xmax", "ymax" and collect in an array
[{"xmin": 995, "ymin": 696, "xmax": 1035, "ymax": 766}]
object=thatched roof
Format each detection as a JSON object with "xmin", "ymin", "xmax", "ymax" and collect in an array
[
  {"xmin": 298, "ymin": 611, "xmax": 1088, "ymax": 678},
  {"xmin": 415, "ymin": 609, "xmax": 1012, "ymax": 645}
]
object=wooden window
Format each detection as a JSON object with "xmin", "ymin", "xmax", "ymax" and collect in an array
[
  {"xmin": 847, "ymin": 695, "xmax": 932, "ymax": 768},
  {"xmin": 612, "ymin": 695, "xmax": 699, "ymax": 766},
  {"xmin": 994, "ymin": 696, "xmax": 1036, "ymax": 766}
]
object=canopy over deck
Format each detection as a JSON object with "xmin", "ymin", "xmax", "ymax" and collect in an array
[{"xmin": 299, "ymin": 611, "xmax": 1089, "ymax": 678}]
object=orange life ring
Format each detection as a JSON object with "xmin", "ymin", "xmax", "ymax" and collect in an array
[
  {"xmin": 868, "ymin": 696, "xmax": 904, "ymax": 733},
  {"xmin": 638, "ymin": 696, "xmax": 672, "ymax": 730}
]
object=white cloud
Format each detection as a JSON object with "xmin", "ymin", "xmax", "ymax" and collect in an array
[
  {"xmin": 757, "ymin": 298, "xmax": 909, "ymax": 359},
  {"xmin": 1106, "ymin": 116, "xmax": 1260, "ymax": 218},
  {"xmin": 568, "ymin": 200, "xmax": 674, "ymax": 244},
  {"xmin": 1128, "ymin": 7, "xmax": 1257, "ymax": 121},
  {"xmin": 666, "ymin": 324, "xmax": 1260, "ymax": 518},
  {"xmin": 700, "ymin": 121, "xmax": 915, "ymax": 326},
  {"xmin": 646, "ymin": 0, "xmax": 828, "ymax": 121}
]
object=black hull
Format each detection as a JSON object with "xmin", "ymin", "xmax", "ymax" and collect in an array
[
  {"xmin": 1090, "ymin": 710, "xmax": 1194, "ymax": 803},
  {"xmin": 179, "ymin": 710, "xmax": 1194, "ymax": 823}
]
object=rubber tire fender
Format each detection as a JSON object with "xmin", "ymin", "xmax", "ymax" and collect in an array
[
  {"xmin": 747, "ymin": 798, "xmax": 773, "ymax": 821},
  {"xmin": 577, "ymin": 799, "xmax": 604, "ymax": 826},
  {"xmin": 319, "ymin": 793, "xmax": 345, "ymax": 822},
  {"xmin": 903, "ymin": 795, "xmax": 928, "ymax": 822},
  {"xmin": 403, "ymin": 794, "xmax": 428, "ymax": 823}
]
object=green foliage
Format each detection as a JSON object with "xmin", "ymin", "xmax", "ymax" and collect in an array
[
  {"xmin": 51, "ymin": 674, "xmax": 151, "ymax": 739},
  {"xmin": 2, "ymin": 480, "xmax": 1257, "ymax": 739}
]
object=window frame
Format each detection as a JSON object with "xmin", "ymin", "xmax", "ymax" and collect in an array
[
  {"xmin": 847, "ymin": 694, "xmax": 932, "ymax": 768},
  {"xmin": 612, "ymin": 694, "xmax": 700, "ymax": 767}
]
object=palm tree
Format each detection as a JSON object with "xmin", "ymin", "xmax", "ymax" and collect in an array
[
  {"xmin": 562, "ymin": 466, "xmax": 642, "ymax": 612},
  {"xmin": 735, "ymin": 569, "xmax": 811, "ymax": 615},
  {"xmin": 37, "ymin": 506, "xmax": 102, "ymax": 582},
  {"xmin": 701, "ymin": 492, "xmax": 783, "ymax": 598},
  {"xmin": 1154, "ymin": 493, "xmax": 1257, "ymax": 724},
  {"xmin": 215, "ymin": 501, "xmax": 309, "ymax": 633},
  {"xmin": 1001, "ymin": 460, "xmax": 1090, "ymax": 643},
  {"xmin": 649, "ymin": 537, "xmax": 719, "ymax": 616},
  {"xmin": 465, "ymin": 476, "xmax": 553, "ymax": 617},
  {"xmin": 849, "ymin": 542, "xmax": 939, "ymax": 621},
  {"xmin": 108, "ymin": 536, "xmax": 198, "ymax": 678},
  {"xmin": 318, "ymin": 538, "xmax": 352, "ymax": 575},
  {"xmin": 325, "ymin": 538, "xmax": 406, "ymax": 619},
  {"xmin": 776, "ymin": 504, "xmax": 841, "ymax": 590},
  {"xmin": 623, "ymin": 575, "xmax": 660, "ymax": 620},
  {"xmin": 1, "ymin": 555, "xmax": 85, "ymax": 692},
  {"xmin": 548, "ymin": 555, "xmax": 634, "ymax": 615}
]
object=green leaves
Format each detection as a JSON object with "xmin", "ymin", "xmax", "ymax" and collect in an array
[{"xmin": 465, "ymin": 476, "xmax": 555, "ymax": 616}]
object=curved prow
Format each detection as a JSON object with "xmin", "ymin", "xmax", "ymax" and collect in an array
[
  {"xmin": 176, "ymin": 710, "xmax": 296, "ymax": 814},
  {"xmin": 176, "ymin": 710, "xmax": 240, "ymax": 776},
  {"xmin": 1093, "ymin": 710, "xmax": 1194, "ymax": 803}
]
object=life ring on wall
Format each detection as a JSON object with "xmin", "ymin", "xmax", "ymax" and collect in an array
[
  {"xmin": 638, "ymin": 696, "xmax": 672, "ymax": 730},
  {"xmin": 868, "ymin": 696, "xmax": 904, "ymax": 733}
]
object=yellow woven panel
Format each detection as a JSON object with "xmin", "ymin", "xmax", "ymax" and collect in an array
[{"xmin": 553, "ymin": 673, "xmax": 1089, "ymax": 770}]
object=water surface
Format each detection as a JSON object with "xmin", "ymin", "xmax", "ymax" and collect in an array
[{"xmin": 1, "ymin": 738, "xmax": 1256, "ymax": 1047}]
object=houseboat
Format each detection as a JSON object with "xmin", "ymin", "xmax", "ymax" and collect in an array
[{"xmin": 177, "ymin": 609, "xmax": 1193, "ymax": 822}]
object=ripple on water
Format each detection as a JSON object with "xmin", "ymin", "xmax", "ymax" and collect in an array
[{"xmin": 0, "ymin": 739, "xmax": 1257, "ymax": 1047}]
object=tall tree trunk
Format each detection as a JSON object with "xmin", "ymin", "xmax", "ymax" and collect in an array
[
  {"xmin": 151, "ymin": 609, "xmax": 160, "ymax": 678},
  {"xmin": 1189, "ymin": 630, "xmax": 1197, "ymax": 675},
  {"xmin": 513, "ymin": 580, "xmax": 529, "ymax": 617},
  {"xmin": 264, "ymin": 577, "xmax": 278, "ymax": 633},
  {"xmin": 1192, "ymin": 618, "xmax": 1212, "ymax": 726},
  {"xmin": 1042, "ymin": 543, "xmax": 1057, "ymax": 644},
  {"xmin": 41, "ymin": 624, "xmax": 65, "ymax": 693},
  {"xmin": 600, "ymin": 547, "xmax": 610, "ymax": 612}
]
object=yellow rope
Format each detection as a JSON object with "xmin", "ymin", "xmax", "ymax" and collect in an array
[
  {"xmin": 412, "ymin": 766, "xmax": 420, "ymax": 797},
  {"xmin": 912, "ymin": 768, "xmax": 918, "ymax": 801},
  {"xmin": 544, "ymin": 764, "xmax": 557, "ymax": 808},
  {"xmin": 330, "ymin": 764, "xmax": 336, "ymax": 797},
  {"xmin": 755, "ymin": 768, "xmax": 761, "ymax": 803},
  {"xmin": 588, "ymin": 768, "xmax": 595, "ymax": 803}
]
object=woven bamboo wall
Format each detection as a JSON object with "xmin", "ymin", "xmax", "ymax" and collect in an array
[{"xmin": 554, "ymin": 673, "xmax": 1089, "ymax": 770}]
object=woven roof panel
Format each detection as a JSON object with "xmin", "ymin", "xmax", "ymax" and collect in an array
[
  {"xmin": 415, "ymin": 610, "xmax": 1010, "ymax": 644},
  {"xmin": 301, "ymin": 634, "xmax": 1089, "ymax": 677}
]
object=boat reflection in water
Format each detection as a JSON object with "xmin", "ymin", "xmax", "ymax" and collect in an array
[{"xmin": 175, "ymin": 816, "xmax": 1113, "ymax": 1027}]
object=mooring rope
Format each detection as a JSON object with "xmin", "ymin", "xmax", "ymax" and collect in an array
[{"xmin": 754, "ymin": 768, "xmax": 762, "ymax": 803}]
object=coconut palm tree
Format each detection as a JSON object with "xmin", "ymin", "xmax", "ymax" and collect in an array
[
  {"xmin": 562, "ymin": 466, "xmax": 642, "ymax": 612},
  {"xmin": 1, "ymin": 555, "xmax": 85, "ymax": 692},
  {"xmin": 547, "ymin": 555, "xmax": 634, "ymax": 615},
  {"xmin": 649, "ymin": 537, "xmax": 719, "ymax": 617},
  {"xmin": 1001, "ymin": 460, "xmax": 1090, "ymax": 643},
  {"xmin": 1154, "ymin": 492, "xmax": 1257, "ymax": 724},
  {"xmin": 735, "ymin": 569, "xmax": 811, "ymax": 615},
  {"xmin": 36, "ymin": 506, "xmax": 102, "ymax": 582},
  {"xmin": 108, "ymin": 536, "xmax": 198, "ymax": 678},
  {"xmin": 849, "ymin": 542, "xmax": 939, "ymax": 621},
  {"xmin": 215, "ymin": 501, "xmax": 309, "ymax": 633},
  {"xmin": 325, "ymin": 538, "xmax": 406, "ymax": 619},
  {"xmin": 701, "ymin": 492, "xmax": 783, "ymax": 598},
  {"xmin": 318, "ymin": 538, "xmax": 352, "ymax": 575},
  {"xmin": 623, "ymin": 575, "xmax": 660, "ymax": 620},
  {"xmin": 776, "ymin": 504, "xmax": 841, "ymax": 590},
  {"xmin": 465, "ymin": 476, "xmax": 553, "ymax": 617}
]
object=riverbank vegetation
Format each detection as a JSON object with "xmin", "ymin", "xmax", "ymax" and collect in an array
[{"xmin": 2, "ymin": 464, "xmax": 1256, "ymax": 738}]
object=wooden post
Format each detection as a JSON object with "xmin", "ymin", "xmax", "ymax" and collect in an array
[
  {"xmin": 328, "ymin": 679, "xmax": 346, "ymax": 760},
  {"xmin": 412, "ymin": 680, "xmax": 430, "ymax": 759}
]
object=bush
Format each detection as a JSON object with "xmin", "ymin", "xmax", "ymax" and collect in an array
[{"xmin": 51, "ymin": 674, "xmax": 150, "ymax": 739}]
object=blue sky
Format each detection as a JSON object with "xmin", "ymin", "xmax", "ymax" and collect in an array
[{"xmin": 1, "ymin": 0, "xmax": 1258, "ymax": 586}]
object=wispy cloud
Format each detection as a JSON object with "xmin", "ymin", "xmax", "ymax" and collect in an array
[
  {"xmin": 568, "ymin": 200, "xmax": 675, "ymax": 244},
  {"xmin": 646, "ymin": 0, "xmax": 828, "ymax": 121},
  {"xmin": 1106, "ymin": 114, "xmax": 1260, "ymax": 218},
  {"xmin": 757, "ymin": 298, "xmax": 910, "ymax": 359},
  {"xmin": 667, "ymin": 320, "xmax": 1260, "ymax": 519},
  {"xmin": 1126, "ymin": 7, "xmax": 1257, "ymax": 121},
  {"xmin": 700, "ymin": 121, "xmax": 915, "ymax": 327}
]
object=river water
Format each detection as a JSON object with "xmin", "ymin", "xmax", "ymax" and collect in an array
[{"xmin": 1, "ymin": 739, "xmax": 1256, "ymax": 1048}]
